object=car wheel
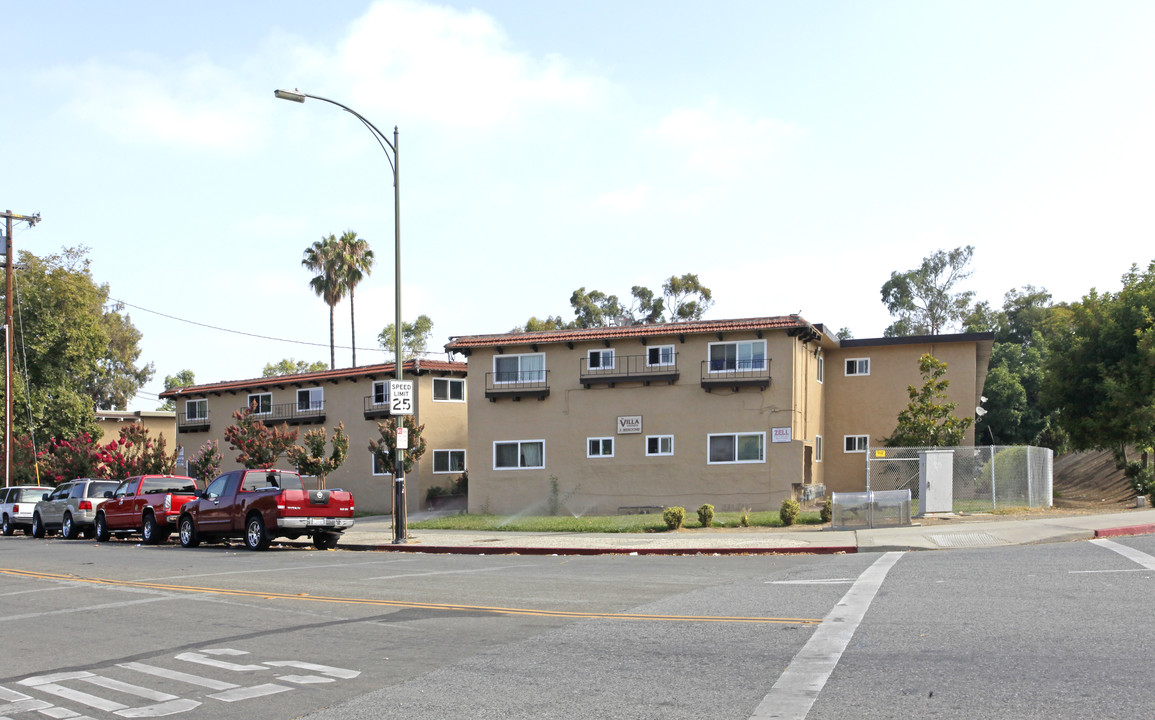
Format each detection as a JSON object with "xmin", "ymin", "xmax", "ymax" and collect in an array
[
  {"xmin": 142, "ymin": 513, "xmax": 161, "ymax": 544},
  {"xmin": 94, "ymin": 513, "xmax": 111, "ymax": 542},
  {"xmin": 312, "ymin": 532, "xmax": 339, "ymax": 551},
  {"xmin": 1, "ymin": 515, "xmax": 12, "ymax": 537},
  {"xmin": 178, "ymin": 515, "xmax": 200, "ymax": 548},
  {"xmin": 244, "ymin": 514, "xmax": 270, "ymax": 551},
  {"xmin": 31, "ymin": 513, "xmax": 46, "ymax": 538},
  {"xmin": 61, "ymin": 513, "xmax": 79, "ymax": 540}
]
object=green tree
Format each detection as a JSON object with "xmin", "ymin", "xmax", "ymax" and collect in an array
[
  {"xmin": 302, "ymin": 234, "xmax": 347, "ymax": 370},
  {"xmin": 661, "ymin": 273, "xmax": 713, "ymax": 321},
  {"xmin": 881, "ymin": 246, "xmax": 976, "ymax": 336},
  {"xmin": 368, "ymin": 416, "xmax": 427, "ymax": 476},
  {"xmin": 334, "ymin": 231, "xmax": 374, "ymax": 368},
  {"xmin": 514, "ymin": 315, "xmax": 573, "ymax": 333},
  {"xmin": 379, "ymin": 315, "xmax": 434, "ymax": 360},
  {"xmin": 884, "ymin": 354, "xmax": 973, "ymax": 447},
  {"xmin": 262, "ymin": 359, "xmax": 329, "ymax": 377},
  {"xmin": 87, "ymin": 303, "xmax": 154, "ymax": 410},
  {"xmin": 157, "ymin": 369, "xmax": 196, "ymax": 411},
  {"xmin": 286, "ymin": 422, "xmax": 349, "ymax": 489},
  {"xmin": 569, "ymin": 287, "xmax": 624, "ymax": 328},
  {"xmin": 223, "ymin": 406, "xmax": 299, "ymax": 469}
]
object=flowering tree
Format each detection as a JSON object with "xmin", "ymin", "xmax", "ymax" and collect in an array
[
  {"xmin": 95, "ymin": 423, "xmax": 179, "ymax": 478},
  {"xmin": 223, "ymin": 407, "xmax": 298, "ymax": 469},
  {"xmin": 187, "ymin": 439, "xmax": 223, "ymax": 485},
  {"xmin": 368, "ymin": 416, "xmax": 426, "ymax": 476},
  {"xmin": 287, "ymin": 423, "xmax": 349, "ymax": 489}
]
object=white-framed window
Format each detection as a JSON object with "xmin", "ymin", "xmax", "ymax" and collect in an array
[
  {"xmin": 587, "ymin": 348, "xmax": 614, "ymax": 370},
  {"xmin": 371, "ymin": 381, "xmax": 388, "ymax": 407},
  {"xmin": 646, "ymin": 435, "xmax": 674, "ymax": 456},
  {"xmin": 707, "ymin": 432, "xmax": 765, "ymax": 464},
  {"xmin": 815, "ymin": 435, "xmax": 824, "ymax": 462},
  {"xmin": 817, "ymin": 354, "xmax": 824, "ymax": 383},
  {"xmin": 494, "ymin": 440, "xmax": 545, "ymax": 469},
  {"xmin": 708, "ymin": 340, "xmax": 766, "ymax": 372},
  {"xmin": 297, "ymin": 387, "xmax": 323, "ymax": 411},
  {"xmin": 185, "ymin": 399, "xmax": 207, "ymax": 420},
  {"xmin": 587, "ymin": 437, "xmax": 614, "ymax": 458},
  {"xmin": 247, "ymin": 392, "xmax": 272, "ymax": 415},
  {"xmin": 844, "ymin": 435, "xmax": 868, "ymax": 453},
  {"xmin": 372, "ymin": 450, "xmax": 391, "ymax": 476},
  {"xmin": 647, "ymin": 345, "xmax": 675, "ymax": 367},
  {"xmin": 433, "ymin": 377, "xmax": 465, "ymax": 402},
  {"xmin": 494, "ymin": 353, "xmax": 545, "ymax": 384},
  {"xmin": 433, "ymin": 449, "xmax": 466, "ymax": 474},
  {"xmin": 845, "ymin": 358, "xmax": 870, "ymax": 376}
]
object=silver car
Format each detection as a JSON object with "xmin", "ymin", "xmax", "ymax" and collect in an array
[
  {"xmin": 32, "ymin": 479, "xmax": 118, "ymax": 539},
  {"xmin": 0, "ymin": 485, "xmax": 51, "ymax": 536}
]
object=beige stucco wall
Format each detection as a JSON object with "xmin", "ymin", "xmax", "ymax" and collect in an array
[{"xmin": 95, "ymin": 411, "xmax": 176, "ymax": 448}]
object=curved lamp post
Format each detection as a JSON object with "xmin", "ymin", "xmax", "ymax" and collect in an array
[{"xmin": 274, "ymin": 89, "xmax": 407, "ymax": 544}]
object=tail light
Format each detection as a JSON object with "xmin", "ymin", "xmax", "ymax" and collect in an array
[
  {"xmin": 164, "ymin": 494, "xmax": 172, "ymax": 511},
  {"xmin": 78, "ymin": 500, "xmax": 93, "ymax": 511},
  {"xmin": 276, "ymin": 496, "xmax": 285, "ymax": 512},
  {"xmin": 12, "ymin": 505, "xmax": 18, "ymax": 513}
]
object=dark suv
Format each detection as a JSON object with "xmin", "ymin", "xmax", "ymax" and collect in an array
[{"xmin": 32, "ymin": 478, "xmax": 119, "ymax": 539}]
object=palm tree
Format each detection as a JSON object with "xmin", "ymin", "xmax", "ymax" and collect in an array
[
  {"xmin": 335, "ymin": 230, "xmax": 375, "ymax": 367},
  {"xmin": 302, "ymin": 235, "xmax": 346, "ymax": 370}
]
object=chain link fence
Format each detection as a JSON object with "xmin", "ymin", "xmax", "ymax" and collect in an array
[{"xmin": 866, "ymin": 445, "xmax": 1053, "ymax": 513}]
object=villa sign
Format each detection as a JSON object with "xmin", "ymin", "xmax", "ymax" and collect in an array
[{"xmin": 617, "ymin": 416, "xmax": 642, "ymax": 434}]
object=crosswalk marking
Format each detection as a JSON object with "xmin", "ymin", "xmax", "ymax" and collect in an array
[
  {"xmin": 207, "ymin": 683, "xmax": 292, "ymax": 702},
  {"xmin": 117, "ymin": 662, "xmax": 239, "ymax": 691}
]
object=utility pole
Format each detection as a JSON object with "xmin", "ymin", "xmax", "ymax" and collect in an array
[{"xmin": 2, "ymin": 210, "xmax": 41, "ymax": 487}]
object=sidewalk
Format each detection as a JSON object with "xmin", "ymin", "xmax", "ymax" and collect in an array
[{"xmin": 325, "ymin": 507, "xmax": 1155, "ymax": 555}]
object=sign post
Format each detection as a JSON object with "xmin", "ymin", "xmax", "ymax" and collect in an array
[{"xmin": 388, "ymin": 380, "xmax": 414, "ymax": 543}]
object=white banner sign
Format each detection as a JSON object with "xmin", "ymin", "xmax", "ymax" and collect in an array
[
  {"xmin": 772, "ymin": 427, "xmax": 792, "ymax": 443},
  {"xmin": 617, "ymin": 416, "xmax": 642, "ymax": 434}
]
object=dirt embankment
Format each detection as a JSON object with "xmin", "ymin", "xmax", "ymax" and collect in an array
[{"xmin": 1052, "ymin": 450, "xmax": 1138, "ymax": 510}]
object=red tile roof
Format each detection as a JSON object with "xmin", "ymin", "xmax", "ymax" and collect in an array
[
  {"xmin": 159, "ymin": 359, "xmax": 467, "ymax": 399},
  {"xmin": 444, "ymin": 315, "xmax": 816, "ymax": 350}
]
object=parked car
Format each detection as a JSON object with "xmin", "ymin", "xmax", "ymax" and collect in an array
[
  {"xmin": 32, "ymin": 478, "xmax": 119, "ymax": 539},
  {"xmin": 94, "ymin": 474, "xmax": 201, "ymax": 544},
  {"xmin": 178, "ymin": 468, "xmax": 355, "ymax": 551},
  {"xmin": 1, "ymin": 485, "xmax": 51, "ymax": 536}
]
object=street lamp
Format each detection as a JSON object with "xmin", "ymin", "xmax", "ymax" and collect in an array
[{"xmin": 274, "ymin": 89, "xmax": 408, "ymax": 544}]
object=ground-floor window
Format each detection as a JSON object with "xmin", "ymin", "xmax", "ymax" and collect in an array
[
  {"xmin": 815, "ymin": 435, "xmax": 824, "ymax": 462},
  {"xmin": 646, "ymin": 435, "xmax": 674, "ymax": 456},
  {"xmin": 707, "ymin": 432, "xmax": 765, "ymax": 464},
  {"xmin": 587, "ymin": 437, "xmax": 614, "ymax": 458},
  {"xmin": 844, "ymin": 435, "xmax": 868, "ymax": 453},
  {"xmin": 494, "ymin": 440, "xmax": 545, "ymax": 469},
  {"xmin": 372, "ymin": 450, "xmax": 391, "ymax": 476},
  {"xmin": 433, "ymin": 449, "xmax": 466, "ymax": 474}
]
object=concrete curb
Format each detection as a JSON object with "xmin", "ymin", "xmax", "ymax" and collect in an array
[
  {"xmin": 1094, "ymin": 523, "xmax": 1155, "ymax": 539},
  {"xmin": 332, "ymin": 542, "xmax": 859, "ymax": 556}
]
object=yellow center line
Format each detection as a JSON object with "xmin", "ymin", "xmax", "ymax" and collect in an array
[{"xmin": 1, "ymin": 567, "xmax": 821, "ymax": 625}]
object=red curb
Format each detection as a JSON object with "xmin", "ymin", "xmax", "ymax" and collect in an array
[
  {"xmin": 1094, "ymin": 524, "xmax": 1155, "ymax": 539},
  {"xmin": 351, "ymin": 544, "xmax": 857, "ymax": 556}
]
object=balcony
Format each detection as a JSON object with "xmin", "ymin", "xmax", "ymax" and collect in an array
[
  {"xmin": 485, "ymin": 370, "xmax": 550, "ymax": 401},
  {"xmin": 579, "ymin": 354, "xmax": 679, "ymax": 387},
  {"xmin": 249, "ymin": 401, "xmax": 326, "ymax": 426},
  {"xmin": 176, "ymin": 412, "xmax": 210, "ymax": 433},
  {"xmin": 364, "ymin": 396, "xmax": 392, "ymax": 420},
  {"xmin": 700, "ymin": 359, "xmax": 771, "ymax": 391}
]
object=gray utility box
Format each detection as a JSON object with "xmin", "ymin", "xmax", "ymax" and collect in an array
[
  {"xmin": 831, "ymin": 490, "xmax": 912, "ymax": 530},
  {"xmin": 918, "ymin": 449, "xmax": 955, "ymax": 515}
]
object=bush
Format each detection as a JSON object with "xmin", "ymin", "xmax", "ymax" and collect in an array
[
  {"xmin": 696, "ymin": 504, "xmax": 715, "ymax": 528},
  {"xmin": 426, "ymin": 485, "xmax": 448, "ymax": 505},
  {"xmin": 452, "ymin": 471, "xmax": 468, "ymax": 496},
  {"xmin": 739, "ymin": 508, "xmax": 750, "ymax": 527},
  {"xmin": 780, "ymin": 498, "xmax": 801, "ymax": 526},
  {"xmin": 663, "ymin": 506, "xmax": 685, "ymax": 530},
  {"xmin": 820, "ymin": 496, "xmax": 832, "ymax": 524}
]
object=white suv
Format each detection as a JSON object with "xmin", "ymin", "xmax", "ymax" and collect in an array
[
  {"xmin": 32, "ymin": 479, "xmax": 118, "ymax": 539},
  {"xmin": 1, "ymin": 485, "xmax": 51, "ymax": 536}
]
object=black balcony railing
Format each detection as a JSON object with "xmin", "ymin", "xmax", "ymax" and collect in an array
[
  {"xmin": 484, "ymin": 370, "xmax": 550, "ymax": 400},
  {"xmin": 364, "ymin": 395, "xmax": 392, "ymax": 420},
  {"xmin": 176, "ymin": 412, "xmax": 211, "ymax": 433},
  {"xmin": 700, "ymin": 359, "xmax": 771, "ymax": 390},
  {"xmin": 579, "ymin": 353, "xmax": 679, "ymax": 387},
  {"xmin": 247, "ymin": 401, "xmax": 327, "ymax": 426}
]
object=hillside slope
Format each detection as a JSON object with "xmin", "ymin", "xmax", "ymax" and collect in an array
[{"xmin": 1053, "ymin": 450, "xmax": 1137, "ymax": 509}]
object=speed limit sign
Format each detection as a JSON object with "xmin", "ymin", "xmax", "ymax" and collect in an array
[{"xmin": 389, "ymin": 380, "xmax": 414, "ymax": 415}]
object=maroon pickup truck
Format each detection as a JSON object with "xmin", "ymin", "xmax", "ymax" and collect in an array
[
  {"xmin": 95, "ymin": 474, "xmax": 201, "ymax": 544},
  {"xmin": 178, "ymin": 468, "xmax": 355, "ymax": 551}
]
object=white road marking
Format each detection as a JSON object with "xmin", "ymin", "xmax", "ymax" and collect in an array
[
  {"xmin": 767, "ymin": 579, "xmax": 856, "ymax": 585},
  {"xmin": 1069, "ymin": 568, "xmax": 1149, "ymax": 574},
  {"xmin": 365, "ymin": 564, "xmax": 534, "ymax": 580},
  {"xmin": 0, "ymin": 596, "xmax": 175, "ymax": 623},
  {"xmin": 263, "ymin": 661, "xmax": 360, "ymax": 680},
  {"xmin": 207, "ymin": 683, "xmax": 292, "ymax": 702},
  {"xmin": 175, "ymin": 651, "xmax": 265, "ymax": 672},
  {"xmin": 117, "ymin": 663, "xmax": 239, "ymax": 691},
  {"xmin": 18, "ymin": 675, "xmax": 127, "ymax": 713},
  {"xmin": 140, "ymin": 558, "xmax": 416, "ymax": 582},
  {"xmin": 750, "ymin": 552, "xmax": 905, "ymax": 720},
  {"xmin": 1090, "ymin": 538, "xmax": 1155, "ymax": 570}
]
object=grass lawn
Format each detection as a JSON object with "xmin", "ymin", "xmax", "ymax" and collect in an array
[{"xmin": 409, "ymin": 509, "xmax": 826, "ymax": 533}]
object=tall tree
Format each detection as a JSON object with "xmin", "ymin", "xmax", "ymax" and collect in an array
[
  {"xmin": 223, "ymin": 407, "xmax": 299, "ymax": 469},
  {"xmin": 334, "ymin": 231, "xmax": 374, "ymax": 368},
  {"xmin": 262, "ymin": 359, "xmax": 329, "ymax": 377},
  {"xmin": 302, "ymin": 234, "xmax": 346, "ymax": 370},
  {"xmin": 158, "ymin": 369, "xmax": 195, "ymax": 411},
  {"xmin": 368, "ymin": 416, "xmax": 427, "ymax": 476},
  {"xmin": 883, "ymin": 354, "xmax": 973, "ymax": 447},
  {"xmin": 88, "ymin": 303, "xmax": 154, "ymax": 410},
  {"xmin": 379, "ymin": 315, "xmax": 434, "ymax": 360},
  {"xmin": 881, "ymin": 246, "xmax": 976, "ymax": 336},
  {"xmin": 286, "ymin": 423, "xmax": 349, "ymax": 490},
  {"xmin": 662, "ymin": 273, "xmax": 713, "ymax": 321}
]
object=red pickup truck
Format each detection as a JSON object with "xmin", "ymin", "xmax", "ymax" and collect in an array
[
  {"xmin": 178, "ymin": 468, "xmax": 355, "ymax": 551},
  {"xmin": 94, "ymin": 474, "xmax": 201, "ymax": 544}
]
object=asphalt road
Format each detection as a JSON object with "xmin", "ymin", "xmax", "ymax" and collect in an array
[{"xmin": 1, "ymin": 534, "xmax": 1152, "ymax": 719}]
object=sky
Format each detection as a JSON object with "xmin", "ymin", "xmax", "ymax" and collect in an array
[{"xmin": 3, "ymin": 0, "xmax": 1154, "ymax": 411}]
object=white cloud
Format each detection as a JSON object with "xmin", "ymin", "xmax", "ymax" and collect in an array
[
  {"xmin": 654, "ymin": 97, "xmax": 801, "ymax": 177},
  {"xmin": 593, "ymin": 184, "xmax": 651, "ymax": 214}
]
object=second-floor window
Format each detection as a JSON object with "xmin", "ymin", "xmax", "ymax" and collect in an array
[
  {"xmin": 247, "ymin": 392, "xmax": 272, "ymax": 415},
  {"xmin": 647, "ymin": 345, "xmax": 675, "ymax": 366},
  {"xmin": 588, "ymin": 349, "xmax": 614, "ymax": 370},
  {"xmin": 372, "ymin": 381, "xmax": 388, "ymax": 406},
  {"xmin": 186, "ymin": 399, "xmax": 207, "ymax": 420},
  {"xmin": 708, "ymin": 340, "xmax": 766, "ymax": 372},
  {"xmin": 494, "ymin": 353, "xmax": 545, "ymax": 384},
  {"xmin": 433, "ymin": 378, "xmax": 465, "ymax": 402},
  {"xmin": 845, "ymin": 358, "xmax": 870, "ymax": 376},
  {"xmin": 297, "ymin": 387, "xmax": 323, "ymax": 411}
]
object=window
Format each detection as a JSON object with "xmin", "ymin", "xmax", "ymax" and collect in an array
[
  {"xmin": 646, "ymin": 435, "xmax": 674, "ymax": 456},
  {"xmin": 433, "ymin": 378, "xmax": 465, "ymax": 402},
  {"xmin": 494, "ymin": 440, "xmax": 545, "ymax": 469},
  {"xmin": 297, "ymin": 387, "xmax": 323, "ymax": 411},
  {"xmin": 816, "ymin": 435, "xmax": 824, "ymax": 462},
  {"xmin": 816, "ymin": 354, "xmax": 824, "ymax": 383},
  {"xmin": 433, "ymin": 449, "xmax": 466, "ymax": 474},
  {"xmin": 494, "ymin": 353, "xmax": 545, "ymax": 383},
  {"xmin": 587, "ymin": 349, "xmax": 614, "ymax": 370},
  {"xmin": 708, "ymin": 340, "xmax": 766, "ymax": 372},
  {"xmin": 372, "ymin": 450, "xmax": 391, "ymax": 476},
  {"xmin": 708, "ymin": 432, "xmax": 765, "ymax": 464},
  {"xmin": 247, "ymin": 392, "xmax": 272, "ymax": 415},
  {"xmin": 844, "ymin": 435, "xmax": 868, "ymax": 453},
  {"xmin": 372, "ymin": 381, "xmax": 388, "ymax": 407},
  {"xmin": 647, "ymin": 345, "xmax": 675, "ymax": 367},
  {"xmin": 845, "ymin": 358, "xmax": 870, "ymax": 376},
  {"xmin": 587, "ymin": 437, "xmax": 614, "ymax": 458},
  {"xmin": 186, "ymin": 399, "xmax": 207, "ymax": 420}
]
